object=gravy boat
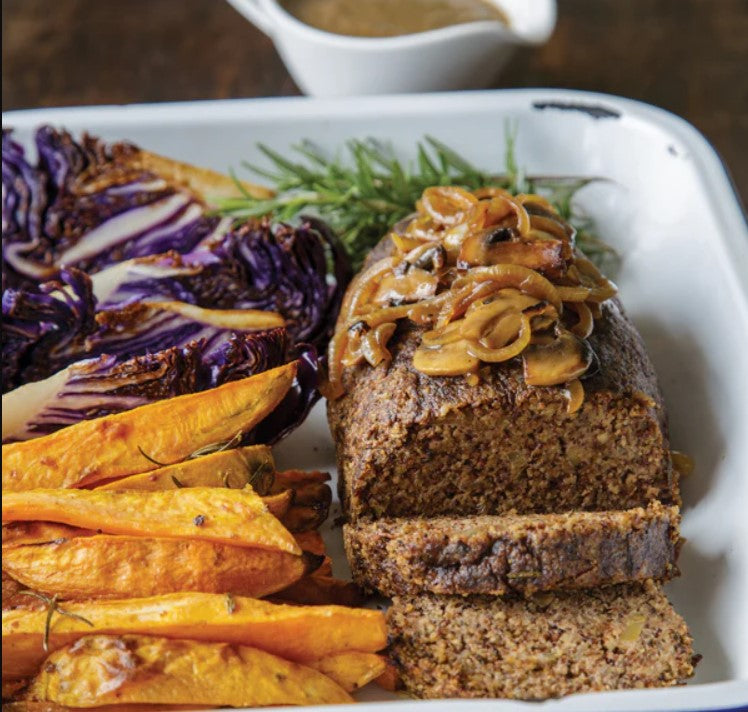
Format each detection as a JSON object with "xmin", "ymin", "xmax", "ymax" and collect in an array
[{"xmin": 226, "ymin": 0, "xmax": 557, "ymax": 96}]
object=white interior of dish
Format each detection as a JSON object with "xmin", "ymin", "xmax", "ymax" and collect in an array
[{"xmin": 5, "ymin": 89, "xmax": 747, "ymax": 711}]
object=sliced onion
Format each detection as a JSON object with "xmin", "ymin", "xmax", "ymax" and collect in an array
[
  {"xmin": 586, "ymin": 279, "xmax": 618, "ymax": 303},
  {"xmin": 454, "ymin": 264, "xmax": 562, "ymax": 314},
  {"xmin": 404, "ymin": 213, "xmax": 439, "ymax": 241},
  {"xmin": 565, "ymin": 379, "xmax": 585, "ymax": 414},
  {"xmin": 361, "ymin": 322, "xmax": 398, "ymax": 367},
  {"xmin": 421, "ymin": 186, "xmax": 477, "ymax": 226},
  {"xmin": 407, "ymin": 292, "xmax": 452, "ymax": 325},
  {"xmin": 516, "ymin": 193, "xmax": 557, "ymax": 213},
  {"xmin": 435, "ymin": 281, "xmax": 503, "ymax": 330},
  {"xmin": 390, "ymin": 231, "xmax": 425, "ymax": 254},
  {"xmin": 325, "ymin": 327, "xmax": 350, "ymax": 399},
  {"xmin": 346, "ymin": 257, "xmax": 397, "ymax": 315},
  {"xmin": 526, "ymin": 215, "xmax": 573, "ymax": 243},
  {"xmin": 556, "ymin": 285, "xmax": 591, "ymax": 302},
  {"xmin": 371, "ymin": 268, "xmax": 438, "ymax": 306},
  {"xmin": 567, "ymin": 301, "xmax": 594, "ymax": 339},
  {"xmin": 465, "ymin": 314, "xmax": 532, "ymax": 363},
  {"xmin": 473, "ymin": 186, "xmax": 514, "ymax": 200},
  {"xmin": 350, "ymin": 303, "xmax": 412, "ymax": 330}
]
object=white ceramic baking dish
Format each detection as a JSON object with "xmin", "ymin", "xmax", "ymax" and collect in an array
[{"xmin": 4, "ymin": 89, "xmax": 747, "ymax": 711}]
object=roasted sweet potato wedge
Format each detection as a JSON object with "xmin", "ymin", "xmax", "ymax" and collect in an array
[
  {"xmin": 308, "ymin": 651, "xmax": 386, "ymax": 692},
  {"xmin": 2, "ymin": 523, "xmax": 92, "ymax": 547},
  {"xmin": 272, "ymin": 469, "xmax": 331, "ymax": 488},
  {"xmin": 261, "ymin": 490, "xmax": 295, "ymax": 520},
  {"xmin": 4, "ymin": 704, "xmax": 204, "ymax": 712},
  {"xmin": 2, "ymin": 488, "xmax": 300, "ymax": 555},
  {"xmin": 317, "ymin": 556, "xmax": 335, "ymax": 577},
  {"xmin": 375, "ymin": 660, "xmax": 404, "ymax": 692},
  {"xmin": 3, "ymin": 591, "xmax": 388, "ymax": 680},
  {"xmin": 26, "ymin": 635, "xmax": 353, "ymax": 707},
  {"xmin": 2, "ymin": 571, "xmax": 41, "ymax": 612},
  {"xmin": 2, "ymin": 363, "xmax": 296, "ymax": 491},
  {"xmin": 2, "ymin": 536, "xmax": 318, "ymax": 601},
  {"xmin": 95, "ymin": 445, "xmax": 275, "ymax": 493},
  {"xmin": 281, "ymin": 502, "xmax": 332, "ymax": 533},
  {"xmin": 272, "ymin": 575, "xmax": 367, "ymax": 607},
  {"xmin": 272, "ymin": 471, "xmax": 333, "ymax": 531},
  {"xmin": 293, "ymin": 530, "xmax": 326, "ymax": 556}
]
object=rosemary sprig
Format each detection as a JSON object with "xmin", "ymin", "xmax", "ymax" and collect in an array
[
  {"xmin": 136, "ymin": 431, "xmax": 245, "ymax": 474},
  {"xmin": 18, "ymin": 591, "xmax": 94, "ymax": 652},
  {"xmin": 138, "ymin": 446, "xmax": 169, "ymax": 468},
  {"xmin": 188, "ymin": 431, "xmax": 244, "ymax": 460},
  {"xmin": 215, "ymin": 132, "xmax": 617, "ymax": 271}
]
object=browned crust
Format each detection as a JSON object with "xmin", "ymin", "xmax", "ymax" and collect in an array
[
  {"xmin": 387, "ymin": 581, "xmax": 695, "ymax": 699},
  {"xmin": 328, "ymin": 297, "xmax": 677, "ymax": 522},
  {"xmin": 344, "ymin": 502, "xmax": 681, "ymax": 596}
]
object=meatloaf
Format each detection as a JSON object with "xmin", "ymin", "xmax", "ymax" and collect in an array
[
  {"xmin": 328, "ymin": 298, "xmax": 676, "ymax": 522},
  {"xmin": 344, "ymin": 501, "xmax": 680, "ymax": 596},
  {"xmin": 387, "ymin": 580, "xmax": 695, "ymax": 700}
]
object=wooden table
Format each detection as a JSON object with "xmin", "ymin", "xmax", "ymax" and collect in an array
[{"xmin": 2, "ymin": 0, "xmax": 746, "ymax": 204}]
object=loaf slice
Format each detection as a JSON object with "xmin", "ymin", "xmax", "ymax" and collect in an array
[
  {"xmin": 328, "ymin": 299, "xmax": 677, "ymax": 522},
  {"xmin": 387, "ymin": 581, "xmax": 695, "ymax": 700},
  {"xmin": 344, "ymin": 501, "xmax": 680, "ymax": 596}
]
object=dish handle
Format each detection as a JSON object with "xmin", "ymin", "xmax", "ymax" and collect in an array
[{"xmin": 225, "ymin": 0, "xmax": 276, "ymax": 37}]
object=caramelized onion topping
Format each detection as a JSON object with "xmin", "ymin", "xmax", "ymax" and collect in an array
[{"xmin": 327, "ymin": 185, "xmax": 618, "ymax": 408}]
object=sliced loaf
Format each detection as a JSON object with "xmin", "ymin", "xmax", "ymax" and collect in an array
[
  {"xmin": 344, "ymin": 501, "xmax": 680, "ymax": 596},
  {"xmin": 387, "ymin": 581, "xmax": 695, "ymax": 700}
]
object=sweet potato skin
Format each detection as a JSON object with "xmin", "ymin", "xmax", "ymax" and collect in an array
[
  {"xmin": 2, "ymin": 487, "xmax": 300, "ymax": 555},
  {"xmin": 2, "ymin": 536, "xmax": 312, "ymax": 601},
  {"xmin": 2, "ymin": 363, "xmax": 295, "ymax": 491},
  {"xmin": 95, "ymin": 445, "xmax": 275, "ymax": 493},
  {"xmin": 26, "ymin": 635, "xmax": 353, "ymax": 707},
  {"xmin": 2, "ymin": 591, "xmax": 387, "ymax": 680},
  {"xmin": 2, "ymin": 523, "xmax": 92, "ymax": 547},
  {"xmin": 308, "ymin": 651, "xmax": 386, "ymax": 692},
  {"xmin": 273, "ymin": 575, "xmax": 366, "ymax": 607}
]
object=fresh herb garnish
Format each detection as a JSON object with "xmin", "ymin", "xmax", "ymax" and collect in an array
[
  {"xmin": 216, "ymin": 130, "xmax": 617, "ymax": 271},
  {"xmin": 171, "ymin": 475, "xmax": 186, "ymax": 489},
  {"xmin": 137, "ymin": 432, "xmax": 245, "ymax": 474},
  {"xmin": 18, "ymin": 591, "xmax": 94, "ymax": 652},
  {"xmin": 248, "ymin": 461, "xmax": 273, "ymax": 489},
  {"xmin": 188, "ymin": 431, "xmax": 244, "ymax": 460},
  {"xmin": 138, "ymin": 446, "xmax": 169, "ymax": 468}
]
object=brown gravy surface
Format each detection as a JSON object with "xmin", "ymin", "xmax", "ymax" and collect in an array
[{"xmin": 278, "ymin": 0, "xmax": 508, "ymax": 38}]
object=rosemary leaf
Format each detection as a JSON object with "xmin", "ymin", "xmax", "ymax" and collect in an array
[
  {"xmin": 215, "ymin": 132, "xmax": 616, "ymax": 272},
  {"xmin": 17, "ymin": 590, "xmax": 93, "ymax": 652},
  {"xmin": 138, "ymin": 446, "xmax": 169, "ymax": 468},
  {"xmin": 188, "ymin": 431, "xmax": 244, "ymax": 460},
  {"xmin": 171, "ymin": 475, "xmax": 186, "ymax": 489}
]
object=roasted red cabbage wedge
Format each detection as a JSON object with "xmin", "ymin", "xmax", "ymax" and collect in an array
[{"xmin": 2, "ymin": 127, "xmax": 351, "ymax": 443}]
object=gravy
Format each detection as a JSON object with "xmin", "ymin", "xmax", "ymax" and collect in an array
[{"xmin": 278, "ymin": 0, "xmax": 508, "ymax": 38}]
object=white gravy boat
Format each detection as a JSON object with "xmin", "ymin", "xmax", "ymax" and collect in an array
[{"xmin": 225, "ymin": 0, "xmax": 557, "ymax": 97}]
